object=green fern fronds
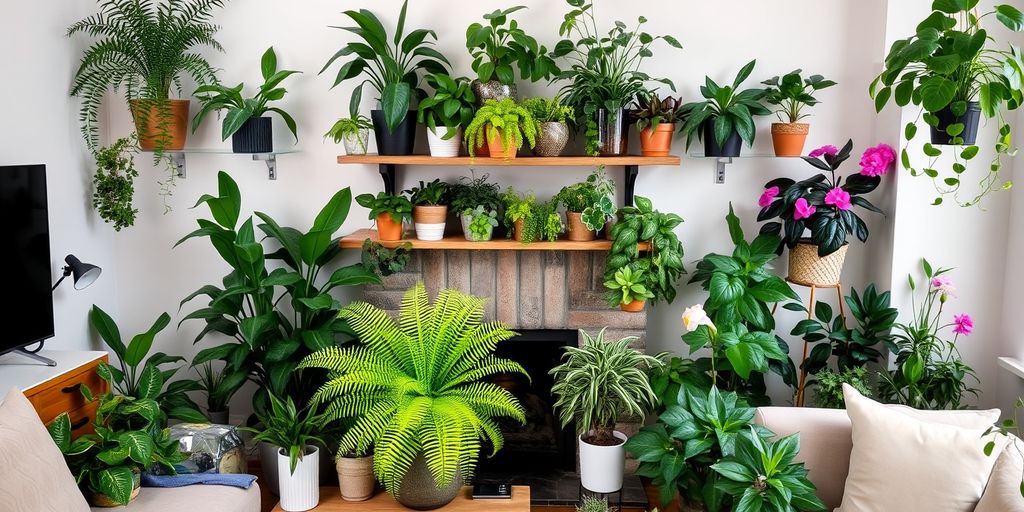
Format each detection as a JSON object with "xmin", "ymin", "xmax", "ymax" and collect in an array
[
  {"xmin": 68, "ymin": 0, "xmax": 227, "ymax": 149},
  {"xmin": 300, "ymin": 283, "xmax": 527, "ymax": 497}
]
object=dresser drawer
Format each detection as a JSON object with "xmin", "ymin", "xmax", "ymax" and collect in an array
[{"xmin": 27, "ymin": 358, "xmax": 107, "ymax": 425}]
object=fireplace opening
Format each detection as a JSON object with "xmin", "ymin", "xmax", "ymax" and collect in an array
[{"xmin": 477, "ymin": 329, "xmax": 577, "ymax": 473}]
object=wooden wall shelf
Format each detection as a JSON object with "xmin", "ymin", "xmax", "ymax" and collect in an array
[
  {"xmin": 340, "ymin": 228, "xmax": 650, "ymax": 252},
  {"xmin": 336, "ymin": 154, "xmax": 681, "ymax": 207}
]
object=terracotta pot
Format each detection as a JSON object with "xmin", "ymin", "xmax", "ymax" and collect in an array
[
  {"xmin": 620, "ymin": 300, "xmax": 645, "ymax": 313},
  {"xmin": 413, "ymin": 205, "xmax": 447, "ymax": 241},
  {"xmin": 534, "ymin": 122, "xmax": 569, "ymax": 156},
  {"xmin": 337, "ymin": 455, "xmax": 375, "ymax": 502},
  {"xmin": 639, "ymin": 123, "xmax": 676, "ymax": 157},
  {"xmin": 788, "ymin": 239, "xmax": 848, "ymax": 287},
  {"xmin": 771, "ymin": 123, "xmax": 810, "ymax": 157},
  {"xmin": 566, "ymin": 212, "xmax": 596, "ymax": 241},
  {"xmin": 129, "ymin": 99, "xmax": 189, "ymax": 151},
  {"xmin": 513, "ymin": 219, "xmax": 525, "ymax": 242},
  {"xmin": 486, "ymin": 128, "xmax": 517, "ymax": 159},
  {"xmin": 88, "ymin": 471, "xmax": 141, "ymax": 507},
  {"xmin": 376, "ymin": 213, "xmax": 404, "ymax": 241}
]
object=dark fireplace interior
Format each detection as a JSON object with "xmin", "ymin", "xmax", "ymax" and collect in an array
[{"xmin": 477, "ymin": 329, "xmax": 577, "ymax": 473}]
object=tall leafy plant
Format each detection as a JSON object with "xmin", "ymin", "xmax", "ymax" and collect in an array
[
  {"xmin": 321, "ymin": 0, "xmax": 450, "ymax": 131},
  {"xmin": 178, "ymin": 172, "xmax": 380, "ymax": 414},
  {"xmin": 299, "ymin": 284, "xmax": 527, "ymax": 497},
  {"xmin": 243, "ymin": 394, "xmax": 325, "ymax": 474},
  {"xmin": 680, "ymin": 60, "xmax": 771, "ymax": 150},
  {"xmin": 68, "ymin": 0, "xmax": 227, "ymax": 149},
  {"xmin": 553, "ymin": 0, "xmax": 682, "ymax": 154},
  {"xmin": 466, "ymin": 6, "xmax": 559, "ymax": 84},
  {"xmin": 870, "ymin": 0, "xmax": 1024, "ymax": 206}
]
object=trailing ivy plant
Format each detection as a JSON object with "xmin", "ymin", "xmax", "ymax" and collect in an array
[
  {"xmin": 605, "ymin": 196, "xmax": 685, "ymax": 305},
  {"xmin": 361, "ymin": 239, "xmax": 413, "ymax": 277},
  {"xmin": 870, "ymin": 0, "xmax": 1024, "ymax": 206},
  {"xmin": 92, "ymin": 135, "xmax": 139, "ymax": 232},
  {"xmin": 500, "ymin": 188, "xmax": 562, "ymax": 243},
  {"xmin": 465, "ymin": 6, "xmax": 559, "ymax": 85},
  {"xmin": 68, "ymin": 0, "xmax": 227, "ymax": 150}
]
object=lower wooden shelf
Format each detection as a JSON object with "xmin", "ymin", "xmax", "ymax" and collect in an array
[{"xmin": 339, "ymin": 229, "xmax": 649, "ymax": 252}]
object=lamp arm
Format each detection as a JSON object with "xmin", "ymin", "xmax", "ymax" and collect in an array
[{"xmin": 51, "ymin": 266, "xmax": 71, "ymax": 291}]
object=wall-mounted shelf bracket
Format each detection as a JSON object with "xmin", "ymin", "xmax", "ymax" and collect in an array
[
  {"xmin": 170, "ymin": 153, "xmax": 187, "ymax": 179},
  {"xmin": 253, "ymin": 153, "xmax": 278, "ymax": 180},
  {"xmin": 379, "ymin": 164, "xmax": 397, "ymax": 196},
  {"xmin": 714, "ymin": 158, "xmax": 732, "ymax": 184}
]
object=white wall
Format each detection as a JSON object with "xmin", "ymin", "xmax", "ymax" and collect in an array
[{"xmin": 8, "ymin": 0, "xmax": 1020, "ymax": 411}]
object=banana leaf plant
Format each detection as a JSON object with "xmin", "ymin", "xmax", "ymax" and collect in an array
[
  {"xmin": 177, "ymin": 172, "xmax": 381, "ymax": 415},
  {"xmin": 321, "ymin": 0, "xmax": 451, "ymax": 131}
]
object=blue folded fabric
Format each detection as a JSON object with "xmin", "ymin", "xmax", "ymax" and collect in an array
[{"xmin": 141, "ymin": 473, "xmax": 258, "ymax": 489}]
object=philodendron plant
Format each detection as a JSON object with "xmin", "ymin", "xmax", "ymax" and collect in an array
[{"xmin": 870, "ymin": 0, "xmax": 1024, "ymax": 206}]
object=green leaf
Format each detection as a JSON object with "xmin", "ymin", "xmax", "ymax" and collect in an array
[
  {"xmin": 923, "ymin": 143, "xmax": 942, "ymax": 157},
  {"xmin": 997, "ymin": 4, "xmax": 1024, "ymax": 31},
  {"xmin": 90, "ymin": 305, "xmax": 125, "ymax": 358},
  {"xmin": 905, "ymin": 122, "xmax": 918, "ymax": 141},
  {"xmin": 381, "ymin": 82, "xmax": 412, "ymax": 131},
  {"xmin": 124, "ymin": 313, "xmax": 171, "ymax": 367},
  {"xmin": 712, "ymin": 460, "xmax": 756, "ymax": 482},
  {"xmin": 961, "ymin": 146, "xmax": 979, "ymax": 160},
  {"xmin": 874, "ymin": 86, "xmax": 891, "ymax": 113},
  {"xmin": 904, "ymin": 352, "xmax": 925, "ymax": 383},
  {"xmin": 48, "ymin": 413, "xmax": 72, "ymax": 452},
  {"xmin": 624, "ymin": 429, "xmax": 669, "ymax": 461},
  {"xmin": 920, "ymin": 76, "xmax": 956, "ymax": 112},
  {"xmin": 136, "ymin": 364, "xmax": 164, "ymax": 400},
  {"xmin": 118, "ymin": 431, "xmax": 154, "ymax": 464},
  {"xmin": 261, "ymin": 47, "xmax": 277, "ymax": 81},
  {"xmin": 95, "ymin": 467, "xmax": 135, "ymax": 506},
  {"xmin": 726, "ymin": 343, "xmax": 763, "ymax": 380}
]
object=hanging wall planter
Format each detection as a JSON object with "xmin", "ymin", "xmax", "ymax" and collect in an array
[
  {"xmin": 232, "ymin": 117, "xmax": 273, "ymax": 154},
  {"xmin": 788, "ymin": 239, "xmax": 849, "ymax": 287},
  {"xmin": 931, "ymin": 101, "xmax": 981, "ymax": 145},
  {"xmin": 703, "ymin": 121, "xmax": 743, "ymax": 157},
  {"xmin": 596, "ymin": 108, "xmax": 629, "ymax": 156},
  {"xmin": 130, "ymin": 99, "xmax": 190, "ymax": 151},
  {"xmin": 371, "ymin": 110, "xmax": 417, "ymax": 155}
]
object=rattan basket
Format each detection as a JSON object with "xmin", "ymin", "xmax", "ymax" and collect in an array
[{"xmin": 788, "ymin": 240, "xmax": 848, "ymax": 287}]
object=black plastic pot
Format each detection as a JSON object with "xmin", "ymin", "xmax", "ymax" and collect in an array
[
  {"xmin": 596, "ymin": 108, "xmax": 629, "ymax": 156},
  {"xmin": 232, "ymin": 117, "xmax": 272, "ymax": 153},
  {"xmin": 930, "ymin": 101, "xmax": 981, "ymax": 145},
  {"xmin": 703, "ymin": 121, "xmax": 742, "ymax": 157},
  {"xmin": 371, "ymin": 110, "xmax": 417, "ymax": 155}
]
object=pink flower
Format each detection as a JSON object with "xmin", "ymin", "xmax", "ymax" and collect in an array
[
  {"xmin": 824, "ymin": 187, "xmax": 852, "ymax": 210},
  {"xmin": 809, "ymin": 145, "xmax": 839, "ymax": 158},
  {"xmin": 952, "ymin": 314, "xmax": 974, "ymax": 336},
  {"xmin": 759, "ymin": 186, "xmax": 780, "ymax": 208},
  {"xmin": 793, "ymin": 197, "xmax": 817, "ymax": 220},
  {"xmin": 859, "ymin": 143, "xmax": 897, "ymax": 177}
]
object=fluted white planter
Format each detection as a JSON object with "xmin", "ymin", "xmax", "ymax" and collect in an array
[
  {"xmin": 579, "ymin": 431, "xmax": 626, "ymax": 493},
  {"xmin": 278, "ymin": 445, "xmax": 320, "ymax": 512},
  {"xmin": 426, "ymin": 126, "xmax": 462, "ymax": 157}
]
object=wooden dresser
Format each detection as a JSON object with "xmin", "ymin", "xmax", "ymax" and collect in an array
[{"xmin": 0, "ymin": 350, "xmax": 108, "ymax": 433}]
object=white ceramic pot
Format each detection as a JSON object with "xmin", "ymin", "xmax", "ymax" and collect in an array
[
  {"xmin": 278, "ymin": 445, "xmax": 321, "ymax": 512},
  {"xmin": 426, "ymin": 126, "xmax": 462, "ymax": 157},
  {"xmin": 413, "ymin": 205, "xmax": 447, "ymax": 241},
  {"xmin": 579, "ymin": 431, "xmax": 627, "ymax": 493}
]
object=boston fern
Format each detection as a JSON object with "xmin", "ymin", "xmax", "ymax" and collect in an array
[
  {"xmin": 68, "ymin": 0, "xmax": 227, "ymax": 149},
  {"xmin": 300, "ymin": 284, "xmax": 527, "ymax": 497}
]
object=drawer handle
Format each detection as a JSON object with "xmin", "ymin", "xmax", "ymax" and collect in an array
[
  {"xmin": 70, "ymin": 417, "xmax": 90, "ymax": 431},
  {"xmin": 61, "ymin": 385, "xmax": 79, "ymax": 394}
]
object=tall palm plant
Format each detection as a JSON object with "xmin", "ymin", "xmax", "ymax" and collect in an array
[
  {"xmin": 68, "ymin": 0, "xmax": 228, "ymax": 149},
  {"xmin": 299, "ymin": 284, "xmax": 526, "ymax": 497}
]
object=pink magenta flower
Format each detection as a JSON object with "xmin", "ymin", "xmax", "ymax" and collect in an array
[
  {"xmin": 759, "ymin": 186, "xmax": 780, "ymax": 208},
  {"xmin": 809, "ymin": 145, "xmax": 839, "ymax": 158},
  {"xmin": 793, "ymin": 197, "xmax": 817, "ymax": 220},
  {"xmin": 824, "ymin": 187, "xmax": 852, "ymax": 210},
  {"xmin": 859, "ymin": 143, "xmax": 897, "ymax": 177},
  {"xmin": 952, "ymin": 314, "xmax": 974, "ymax": 336}
]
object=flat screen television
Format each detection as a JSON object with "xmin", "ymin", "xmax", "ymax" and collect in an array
[{"xmin": 0, "ymin": 165, "xmax": 54, "ymax": 356}]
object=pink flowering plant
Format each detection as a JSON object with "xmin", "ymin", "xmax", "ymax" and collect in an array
[
  {"xmin": 880, "ymin": 259, "xmax": 979, "ymax": 410},
  {"xmin": 757, "ymin": 139, "xmax": 889, "ymax": 257}
]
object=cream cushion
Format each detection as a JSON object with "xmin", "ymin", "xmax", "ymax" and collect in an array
[
  {"xmin": 837, "ymin": 384, "xmax": 1003, "ymax": 512},
  {"xmin": 975, "ymin": 437, "xmax": 1024, "ymax": 512},
  {"xmin": 94, "ymin": 485, "xmax": 262, "ymax": 512},
  {"xmin": 0, "ymin": 387, "xmax": 90, "ymax": 512}
]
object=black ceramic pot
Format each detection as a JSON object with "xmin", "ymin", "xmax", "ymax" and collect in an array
[
  {"xmin": 930, "ymin": 101, "xmax": 981, "ymax": 145},
  {"xmin": 703, "ymin": 121, "xmax": 742, "ymax": 157},
  {"xmin": 232, "ymin": 117, "xmax": 272, "ymax": 153},
  {"xmin": 371, "ymin": 110, "xmax": 417, "ymax": 155}
]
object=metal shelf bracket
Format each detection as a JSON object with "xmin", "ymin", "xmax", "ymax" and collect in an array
[
  {"xmin": 253, "ymin": 153, "xmax": 278, "ymax": 180},
  {"xmin": 170, "ymin": 153, "xmax": 187, "ymax": 179},
  {"xmin": 714, "ymin": 157, "xmax": 733, "ymax": 184}
]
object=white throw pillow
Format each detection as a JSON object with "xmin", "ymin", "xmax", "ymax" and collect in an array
[
  {"xmin": 837, "ymin": 384, "xmax": 1003, "ymax": 512},
  {"xmin": 0, "ymin": 387, "xmax": 89, "ymax": 511},
  {"xmin": 975, "ymin": 437, "xmax": 1024, "ymax": 512}
]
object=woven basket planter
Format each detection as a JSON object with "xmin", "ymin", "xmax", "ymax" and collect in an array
[{"xmin": 788, "ymin": 240, "xmax": 848, "ymax": 287}]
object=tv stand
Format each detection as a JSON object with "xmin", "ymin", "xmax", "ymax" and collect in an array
[{"xmin": 13, "ymin": 348, "xmax": 56, "ymax": 366}]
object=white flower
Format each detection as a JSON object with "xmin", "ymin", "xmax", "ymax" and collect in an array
[{"xmin": 682, "ymin": 304, "xmax": 715, "ymax": 333}]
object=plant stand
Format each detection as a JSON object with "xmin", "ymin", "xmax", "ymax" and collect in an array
[
  {"xmin": 578, "ymin": 483, "xmax": 623, "ymax": 511},
  {"xmin": 779, "ymin": 278, "xmax": 847, "ymax": 407}
]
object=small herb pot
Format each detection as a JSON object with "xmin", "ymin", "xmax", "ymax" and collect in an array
[
  {"xmin": 771, "ymin": 122, "xmax": 809, "ymax": 157},
  {"xmin": 930, "ymin": 101, "xmax": 981, "ymax": 145},
  {"xmin": 620, "ymin": 300, "xmax": 645, "ymax": 313},
  {"xmin": 376, "ymin": 213, "xmax": 404, "ymax": 241},
  {"xmin": 232, "ymin": 116, "xmax": 273, "ymax": 154},
  {"xmin": 639, "ymin": 123, "xmax": 676, "ymax": 157},
  {"xmin": 413, "ymin": 205, "xmax": 447, "ymax": 241},
  {"xmin": 566, "ymin": 212, "xmax": 596, "ymax": 241},
  {"xmin": 371, "ymin": 110, "xmax": 417, "ymax": 155},
  {"xmin": 342, "ymin": 129, "xmax": 370, "ymax": 155},
  {"xmin": 703, "ymin": 121, "xmax": 742, "ymax": 157}
]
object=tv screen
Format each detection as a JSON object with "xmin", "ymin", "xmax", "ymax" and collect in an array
[{"xmin": 0, "ymin": 165, "xmax": 54, "ymax": 355}]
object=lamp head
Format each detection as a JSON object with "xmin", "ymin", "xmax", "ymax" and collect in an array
[{"xmin": 64, "ymin": 254, "xmax": 101, "ymax": 290}]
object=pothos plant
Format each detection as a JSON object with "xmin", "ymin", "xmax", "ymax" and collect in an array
[
  {"xmin": 92, "ymin": 135, "xmax": 139, "ymax": 232},
  {"xmin": 870, "ymin": 0, "xmax": 1024, "ymax": 206},
  {"xmin": 553, "ymin": 0, "xmax": 682, "ymax": 154},
  {"xmin": 605, "ymin": 196, "xmax": 685, "ymax": 305},
  {"xmin": 465, "ymin": 6, "xmax": 559, "ymax": 85}
]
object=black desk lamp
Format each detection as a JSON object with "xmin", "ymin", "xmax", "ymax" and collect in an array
[{"xmin": 16, "ymin": 255, "xmax": 103, "ymax": 366}]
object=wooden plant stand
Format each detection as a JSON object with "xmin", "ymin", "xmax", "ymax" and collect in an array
[{"xmin": 784, "ymin": 279, "xmax": 847, "ymax": 407}]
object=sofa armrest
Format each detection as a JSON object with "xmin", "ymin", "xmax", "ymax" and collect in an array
[{"xmin": 755, "ymin": 407, "xmax": 851, "ymax": 510}]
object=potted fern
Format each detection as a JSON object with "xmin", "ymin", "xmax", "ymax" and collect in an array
[
  {"xmin": 523, "ymin": 97, "xmax": 574, "ymax": 156},
  {"xmin": 550, "ymin": 329, "xmax": 663, "ymax": 493},
  {"xmin": 501, "ymin": 188, "xmax": 562, "ymax": 243},
  {"xmin": 192, "ymin": 47, "xmax": 300, "ymax": 154},
  {"xmin": 465, "ymin": 98, "xmax": 538, "ymax": 159},
  {"xmin": 300, "ymin": 284, "xmax": 527, "ymax": 509},
  {"xmin": 68, "ymin": 0, "xmax": 227, "ymax": 151},
  {"xmin": 327, "ymin": 92, "xmax": 372, "ymax": 156},
  {"xmin": 245, "ymin": 395, "xmax": 325, "ymax": 512}
]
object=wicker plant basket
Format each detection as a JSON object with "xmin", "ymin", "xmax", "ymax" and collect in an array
[{"xmin": 788, "ymin": 240, "xmax": 848, "ymax": 287}]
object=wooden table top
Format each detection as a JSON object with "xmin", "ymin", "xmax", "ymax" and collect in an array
[{"xmin": 272, "ymin": 486, "xmax": 530, "ymax": 511}]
